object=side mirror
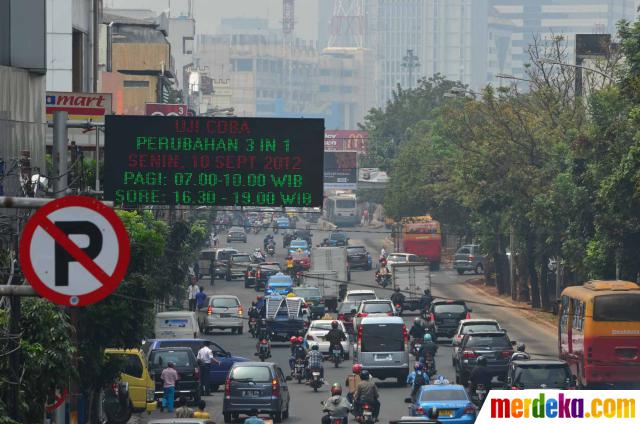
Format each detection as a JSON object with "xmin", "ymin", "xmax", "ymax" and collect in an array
[{"xmin": 404, "ymin": 397, "xmax": 413, "ymax": 404}]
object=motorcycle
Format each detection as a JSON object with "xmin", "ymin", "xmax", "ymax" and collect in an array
[
  {"xmin": 358, "ymin": 403, "xmax": 375, "ymax": 424},
  {"xmin": 375, "ymin": 272, "xmax": 391, "ymax": 288},
  {"xmin": 267, "ymin": 245, "xmax": 275, "ymax": 257},
  {"xmin": 273, "ymin": 227, "xmax": 279, "ymax": 234},
  {"xmin": 248, "ymin": 317, "xmax": 258, "ymax": 338},
  {"xmin": 424, "ymin": 357, "xmax": 436, "ymax": 377},
  {"xmin": 410, "ymin": 339, "xmax": 423, "ymax": 359},
  {"xmin": 321, "ymin": 401, "xmax": 348, "ymax": 424},
  {"xmin": 293, "ymin": 359, "xmax": 305, "ymax": 384},
  {"xmin": 472, "ymin": 384, "xmax": 488, "ymax": 408},
  {"xmin": 255, "ymin": 339, "xmax": 271, "ymax": 362},
  {"xmin": 331, "ymin": 346, "xmax": 342, "ymax": 368},
  {"xmin": 102, "ymin": 381, "xmax": 131, "ymax": 423},
  {"xmin": 309, "ymin": 368, "xmax": 323, "ymax": 392}
]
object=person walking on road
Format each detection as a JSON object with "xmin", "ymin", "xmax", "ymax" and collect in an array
[
  {"xmin": 195, "ymin": 286, "xmax": 207, "ymax": 310},
  {"xmin": 187, "ymin": 281, "xmax": 199, "ymax": 311},
  {"xmin": 175, "ymin": 396, "xmax": 194, "ymax": 418},
  {"xmin": 193, "ymin": 261, "xmax": 200, "ymax": 281},
  {"xmin": 160, "ymin": 361, "xmax": 179, "ymax": 413},
  {"xmin": 197, "ymin": 340, "xmax": 220, "ymax": 395}
]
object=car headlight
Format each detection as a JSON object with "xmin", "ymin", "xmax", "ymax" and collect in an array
[{"xmin": 146, "ymin": 387, "xmax": 155, "ymax": 402}]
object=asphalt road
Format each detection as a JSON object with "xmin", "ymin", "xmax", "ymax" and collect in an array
[{"xmin": 141, "ymin": 221, "xmax": 556, "ymax": 423}]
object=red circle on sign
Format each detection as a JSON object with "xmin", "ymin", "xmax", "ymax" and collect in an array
[{"xmin": 19, "ymin": 196, "xmax": 130, "ymax": 307}]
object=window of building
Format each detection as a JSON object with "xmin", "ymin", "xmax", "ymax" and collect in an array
[
  {"xmin": 124, "ymin": 80, "xmax": 150, "ymax": 88},
  {"xmin": 233, "ymin": 58, "xmax": 253, "ymax": 72},
  {"xmin": 183, "ymin": 37, "xmax": 194, "ymax": 54},
  {"xmin": 320, "ymin": 69, "xmax": 330, "ymax": 76},
  {"xmin": 72, "ymin": 29, "xmax": 85, "ymax": 91},
  {"xmin": 341, "ymin": 86, "xmax": 353, "ymax": 93},
  {"xmin": 341, "ymin": 69, "xmax": 353, "ymax": 77},
  {"xmin": 319, "ymin": 85, "xmax": 331, "ymax": 92}
]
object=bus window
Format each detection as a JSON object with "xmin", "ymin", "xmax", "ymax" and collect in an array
[
  {"xmin": 560, "ymin": 296, "xmax": 570, "ymax": 332},
  {"xmin": 593, "ymin": 294, "xmax": 640, "ymax": 322}
]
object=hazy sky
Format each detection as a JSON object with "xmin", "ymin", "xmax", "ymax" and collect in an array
[{"xmin": 106, "ymin": 0, "xmax": 320, "ymax": 40}]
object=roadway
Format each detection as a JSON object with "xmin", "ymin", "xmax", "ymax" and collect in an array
[{"xmin": 140, "ymin": 221, "xmax": 557, "ymax": 423}]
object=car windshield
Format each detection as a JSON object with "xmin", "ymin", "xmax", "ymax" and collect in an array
[
  {"xmin": 260, "ymin": 265, "xmax": 281, "ymax": 272},
  {"xmin": 330, "ymin": 233, "xmax": 346, "ymax": 240},
  {"xmin": 434, "ymin": 304, "xmax": 466, "ymax": 314},
  {"xmin": 199, "ymin": 251, "xmax": 215, "ymax": 260},
  {"xmin": 338, "ymin": 302, "xmax": 357, "ymax": 313},
  {"xmin": 387, "ymin": 254, "xmax": 407, "ymax": 262},
  {"xmin": 362, "ymin": 303, "xmax": 392, "ymax": 313},
  {"xmin": 465, "ymin": 335, "xmax": 511, "ymax": 349},
  {"xmin": 148, "ymin": 350, "xmax": 192, "ymax": 367},
  {"xmin": 310, "ymin": 322, "xmax": 342, "ymax": 331},
  {"xmin": 420, "ymin": 389, "xmax": 468, "ymax": 401},
  {"xmin": 210, "ymin": 298, "xmax": 239, "ymax": 308},
  {"xmin": 347, "ymin": 293, "xmax": 376, "ymax": 303},
  {"xmin": 230, "ymin": 232, "xmax": 245, "ymax": 237},
  {"xmin": 295, "ymin": 288, "xmax": 320, "ymax": 297},
  {"xmin": 462, "ymin": 324, "xmax": 500, "ymax": 334},
  {"xmin": 154, "ymin": 340, "xmax": 210, "ymax": 356},
  {"xmin": 593, "ymin": 294, "xmax": 640, "ymax": 322},
  {"xmin": 361, "ymin": 323, "xmax": 405, "ymax": 352},
  {"xmin": 514, "ymin": 365, "xmax": 570, "ymax": 387},
  {"xmin": 232, "ymin": 255, "xmax": 251, "ymax": 262},
  {"xmin": 230, "ymin": 366, "xmax": 272, "ymax": 383},
  {"xmin": 347, "ymin": 247, "xmax": 366, "ymax": 254},
  {"xmin": 218, "ymin": 250, "xmax": 237, "ymax": 261},
  {"xmin": 291, "ymin": 241, "xmax": 307, "ymax": 247},
  {"xmin": 336, "ymin": 199, "xmax": 355, "ymax": 208}
]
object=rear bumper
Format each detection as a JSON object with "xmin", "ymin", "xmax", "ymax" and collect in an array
[
  {"xmin": 207, "ymin": 318, "xmax": 243, "ymax": 329},
  {"xmin": 362, "ymin": 365, "xmax": 409, "ymax": 378},
  {"xmin": 434, "ymin": 325, "xmax": 458, "ymax": 337},
  {"xmin": 223, "ymin": 398, "xmax": 282, "ymax": 414},
  {"xmin": 585, "ymin": 364, "xmax": 640, "ymax": 383}
]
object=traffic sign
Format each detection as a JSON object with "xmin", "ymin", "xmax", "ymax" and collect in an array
[{"xmin": 19, "ymin": 196, "xmax": 130, "ymax": 307}]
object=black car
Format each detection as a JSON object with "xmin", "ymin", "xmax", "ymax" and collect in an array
[
  {"xmin": 253, "ymin": 262, "xmax": 283, "ymax": 292},
  {"xmin": 223, "ymin": 362, "xmax": 291, "ymax": 423},
  {"xmin": 507, "ymin": 360, "xmax": 575, "ymax": 390},
  {"xmin": 454, "ymin": 332, "xmax": 514, "ymax": 384},
  {"xmin": 428, "ymin": 300, "xmax": 471, "ymax": 340},
  {"xmin": 347, "ymin": 245, "xmax": 372, "ymax": 270},
  {"xmin": 147, "ymin": 347, "xmax": 201, "ymax": 404},
  {"xmin": 328, "ymin": 231, "xmax": 349, "ymax": 246},
  {"xmin": 294, "ymin": 229, "xmax": 312, "ymax": 245}
]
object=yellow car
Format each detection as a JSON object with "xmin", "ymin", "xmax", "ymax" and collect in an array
[{"xmin": 104, "ymin": 348, "xmax": 156, "ymax": 417}]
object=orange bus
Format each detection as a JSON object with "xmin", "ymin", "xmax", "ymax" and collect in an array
[
  {"xmin": 400, "ymin": 216, "xmax": 442, "ymax": 271},
  {"xmin": 559, "ymin": 280, "xmax": 640, "ymax": 388}
]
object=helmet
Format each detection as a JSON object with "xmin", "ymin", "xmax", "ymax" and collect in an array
[
  {"xmin": 297, "ymin": 336, "xmax": 304, "ymax": 344},
  {"xmin": 311, "ymin": 344, "xmax": 319, "ymax": 350},
  {"xmin": 413, "ymin": 317, "xmax": 422, "ymax": 326},
  {"xmin": 414, "ymin": 362, "xmax": 424, "ymax": 371},
  {"xmin": 360, "ymin": 370, "xmax": 370, "ymax": 380},
  {"xmin": 251, "ymin": 301, "xmax": 257, "ymax": 306},
  {"xmin": 424, "ymin": 289, "xmax": 431, "ymax": 295},
  {"xmin": 423, "ymin": 333, "xmax": 432, "ymax": 342},
  {"xmin": 517, "ymin": 343, "xmax": 526, "ymax": 353},
  {"xmin": 426, "ymin": 407, "xmax": 440, "ymax": 419},
  {"xmin": 476, "ymin": 356, "xmax": 487, "ymax": 366},
  {"xmin": 331, "ymin": 383, "xmax": 342, "ymax": 396},
  {"xmin": 352, "ymin": 364, "xmax": 362, "ymax": 374},
  {"xmin": 331, "ymin": 320, "xmax": 339, "ymax": 329},
  {"xmin": 290, "ymin": 336, "xmax": 297, "ymax": 344},
  {"xmin": 395, "ymin": 287, "xmax": 400, "ymax": 293}
]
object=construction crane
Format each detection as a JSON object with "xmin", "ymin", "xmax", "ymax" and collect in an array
[{"xmin": 283, "ymin": 0, "xmax": 295, "ymax": 34}]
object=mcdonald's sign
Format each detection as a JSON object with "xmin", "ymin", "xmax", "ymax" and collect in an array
[{"xmin": 324, "ymin": 130, "xmax": 368, "ymax": 153}]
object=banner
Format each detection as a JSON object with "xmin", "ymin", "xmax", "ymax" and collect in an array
[
  {"xmin": 324, "ymin": 151, "xmax": 357, "ymax": 189},
  {"xmin": 46, "ymin": 91, "xmax": 112, "ymax": 122},
  {"xmin": 477, "ymin": 390, "xmax": 638, "ymax": 424},
  {"xmin": 324, "ymin": 130, "xmax": 367, "ymax": 153}
]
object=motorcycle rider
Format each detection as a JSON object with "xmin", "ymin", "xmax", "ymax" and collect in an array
[
  {"xmin": 345, "ymin": 364, "xmax": 362, "ymax": 404},
  {"xmin": 286, "ymin": 255, "xmax": 295, "ymax": 277},
  {"xmin": 321, "ymin": 383, "xmax": 352, "ymax": 424},
  {"xmin": 253, "ymin": 248, "xmax": 265, "ymax": 262},
  {"xmin": 289, "ymin": 336, "xmax": 307, "ymax": 373},
  {"xmin": 377, "ymin": 263, "xmax": 391, "ymax": 286},
  {"xmin": 390, "ymin": 287, "xmax": 406, "ymax": 310},
  {"xmin": 418, "ymin": 333, "xmax": 438, "ymax": 373},
  {"xmin": 248, "ymin": 301, "xmax": 260, "ymax": 326},
  {"xmin": 409, "ymin": 317, "xmax": 426, "ymax": 340},
  {"xmin": 510, "ymin": 343, "xmax": 530, "ymax": 362},
  {"xmin": 406, "ymin": 362, "xmax": 429, "ymax": 400},
  {"xmin": 306, "ymin": 344, "xmax": 324, "ymax": 382},
  {"xmin": 353, "ymin": 370, "xmax": 380, "ymax": 421},
  {"xmin": 325, "ymin": 320, "xmax": 347, "ymax": 359},
  {"xmin": 420, "ymin": 289, "xmax": 433, "ymax": 310},
  {"xmin": 256, "ymin": 317, "xmax": 269, "ymax": 342},
  {"xmin": 263, "ymin": 234, "xmax": 274, "ymax": 250},
  {"xmin": 468, "ymin": 355, "xmax": 493, "ymax": 393}
]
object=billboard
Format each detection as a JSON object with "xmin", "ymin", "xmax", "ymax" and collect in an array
[
  {"xmin": 324, "ymin": 151, "xmax": 357, "ymax": 190},
  {"xmin": 324, "ymin": 130, "xmax": 368, "ymax": 153},
  {"xmin": 104, "ymin": 116, "xmax": 324, "ymax": 207},
  {"xmin": 145, "ymin": 103, "xmax": 188, "ymax": 116},
  {"xmin": 46, "ymin": 92, "xmax": 112, "ymax": 122}
]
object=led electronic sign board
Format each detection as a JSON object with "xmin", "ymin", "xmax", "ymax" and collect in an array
[{"xmin": 104, "ymin": 116, "xmax": 324, "ymax": 207}]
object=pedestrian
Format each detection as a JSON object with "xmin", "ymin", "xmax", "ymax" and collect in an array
[
  {"xmin": 160, "ymin": 361, "xmax": 179, "ymax": 413},
  {"xmin": 363, "ymin": 209, "xmax": 369, "ymax": 225},
  {"xmin": 197, "ymin": 340, "xmax": 221, "ymax": 395},
  {"xmin": 193, "ymin": 261, "xmax": 200, "ymax": 281},
  {"xmin": 175, "ymin": 396, "xmax": 194, "ymax": 418},
  {"xmin": 212, "ymin": 232, "xmax": 219, "ymax": 247},
  {"xmin": 193, "ymin": 400, "xmax": 211, "ymax": 418},
  {"xmin": 187, "ymin": 280, "xmax": 199, "ymax": 311},
  {"xmin": 196, "ymin": 286, "xmax": 207, "ymax": 310}
]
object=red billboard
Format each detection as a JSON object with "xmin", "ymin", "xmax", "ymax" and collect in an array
[
  {"xmin": 145, "ymin": 103, "xmax": 188, "ymax": 116},
  {"xmin": 324, "ymin": 130, "xmax": 368, "ymax": 153}
]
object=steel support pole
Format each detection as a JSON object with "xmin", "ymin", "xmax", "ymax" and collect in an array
[
  {"xmin": 52, "ymin": 111, "xmax": 69, "ymax": 198},
  {"xmin": 95, "ymin": 128, "xmax": 100, "ymax": 192}
]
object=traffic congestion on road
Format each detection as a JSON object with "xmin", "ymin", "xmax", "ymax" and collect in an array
[{"xmin": 134, "ymin": 209, "xmax": 568, "ymax": 424}]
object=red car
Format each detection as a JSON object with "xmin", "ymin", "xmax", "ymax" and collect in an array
[{"xmin": 291, "ymin": 252, "xmax": 311, "ymax": 270}]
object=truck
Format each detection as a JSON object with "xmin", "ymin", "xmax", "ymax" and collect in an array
[
  {"xmin": 390, "ymin": 262, "xmax": 431, "ymax": 313},
  {"xmin": 261, "ymin": 295, "xmax": 307, "ymax": 342},
  {"xmin": 399, "ymin": 216, "xmax": 442, "ymax": 271},
  {"xmin": 308, "ymin": 247, "xmax": 351, "ymax": 311}
]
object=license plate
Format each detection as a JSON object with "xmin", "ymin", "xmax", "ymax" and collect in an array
[
  {"xmin": 219, "ymin": 313, "xmax": 230, "ymax": 318},
  {"xmin": 374, "ymin": 354, "xmax": 392, "ymax": 361},
  {"xmin": 363, "ymin": 411, "xmax": 373, "ymax": 417},
  {"xmin": 439, "ymin": 409, "xmax": 454, "ymax": 417},
  {"xmin": 444, "ymin": 319, "xmax": 457, "ymax": 324},
  {"xmin": 243, "ymin": 390, "xmax": 261, "ymax": 396}
]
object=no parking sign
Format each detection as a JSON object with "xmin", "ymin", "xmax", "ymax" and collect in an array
[{"xmin": 19, "ymin": 196, "xmax": 130, "ymax": 306}]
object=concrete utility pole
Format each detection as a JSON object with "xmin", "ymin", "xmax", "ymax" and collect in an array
[
  {"xmin": 52, "ymin": 111, "xmax": 69, "ymax": 198},
  {"xmin": 401, "ymin": 49, "xmax": 420, "ymax": 90}
]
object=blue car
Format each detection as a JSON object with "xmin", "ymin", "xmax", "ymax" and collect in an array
[
  {"xmin": 405, "ymin": 379, "xmax": 477, "ymax": 424},
  {"xmin": 288, "ymin": 239, "xmax": 309, "ymax": 254},
  {"xmin": 142, "ymin": 338, "xmax": 248, "ymax": 390},
  {"xmin": 276, "ymin": 217, "xmax": 290, "ymax": 229},
  {"xmin": 265, "ymin": 273, "xmax": 294, "ymax": 296}
]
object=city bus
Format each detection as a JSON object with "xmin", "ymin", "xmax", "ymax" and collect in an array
[
  {"xmin": 400, "ymin": 216, "xmax": 442, "ymax": 270},
  {"xmin": 559, "ymin": 280, "xmax": 640, "ymax": 388},
  {"xmin": 324, "ymin": 193, "xmax": 359, "ymax": 226}
]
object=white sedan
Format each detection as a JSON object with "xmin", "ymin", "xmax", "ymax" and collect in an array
[{"xmin": 304, "ymin": 320, "xmax": 350, "ymax": 359}]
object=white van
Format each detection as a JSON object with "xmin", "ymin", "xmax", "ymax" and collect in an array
[
  {"xmin": 354, "ymin": 316, "xmax": 409, "ymax": 386},
  {"xmin": 154, "ymin": 311, "xmax": 199, "ymax": 339}
]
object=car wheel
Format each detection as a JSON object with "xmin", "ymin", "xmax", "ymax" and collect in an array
[
  {"xmin": 456, "ymin": 269, "xmax": 464, "ymax": 275},
  {"xmin": 223, "ymin": 412, "xmax": 232, "ymax": 423},
  {"xmin": 475, "ymin": 263, "xmax": 484, "ymax": 275}
]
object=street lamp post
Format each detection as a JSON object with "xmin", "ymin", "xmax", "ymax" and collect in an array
[
  {"xmin": 401, "ymin": 49, "xmax": 420, "ymax": 90},
  {"xmin": 537, "ymin": 58, "xmax": 615, "ymax": 96}
]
